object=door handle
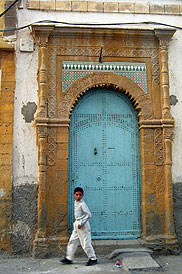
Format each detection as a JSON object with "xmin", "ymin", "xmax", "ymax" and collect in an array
[{"xmin": 94, "ymin": 147, "xmax": 97, "ymax": 155}]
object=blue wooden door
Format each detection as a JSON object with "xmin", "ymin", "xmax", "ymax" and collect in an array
[{"xmin": 68, "ymin": 89, "xmax": 141, "ymax": 239}]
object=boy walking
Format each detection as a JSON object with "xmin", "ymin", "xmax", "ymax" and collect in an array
[{"xmin": 60, "ymin": 187, "xmax": 97, "ymax": 266}]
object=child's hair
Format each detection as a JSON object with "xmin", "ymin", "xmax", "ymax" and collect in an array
[{"xmin": 74, "ymin": 187, "xmax": 84, "ymax": 194}]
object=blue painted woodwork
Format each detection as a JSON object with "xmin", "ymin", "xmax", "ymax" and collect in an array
[{"xmin": 68, "ymin": 89, "xmax": 141, "ymax": 239}]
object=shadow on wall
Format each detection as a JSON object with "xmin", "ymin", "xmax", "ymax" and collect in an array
[
  {"xmin": 173, "ymin": 182, "xmax": 182, "ymax": 250},
  {"xmin": 12, "ymin": 182, "xmax": 38, "ymax": 255}
]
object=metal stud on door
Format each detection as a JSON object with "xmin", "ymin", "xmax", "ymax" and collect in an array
[{"xmin": 68, "ymin": 89, "xmax": 141, "ymax": 239}]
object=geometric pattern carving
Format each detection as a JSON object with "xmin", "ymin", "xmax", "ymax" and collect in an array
[
  {"xmin": 32, "ymin": 26, "xmax": 177, "ymax": 253},
  {"xmin": 154, "ymin": 128, "xmax": 164, "ymax": 165},
  {"xmin": 58, "ymin": 72, "xmax": 153, "ymax": 120},
  {"xmin": 54, "ymin": 39, "xmax": 159, "ymax": 84},
  {"xmin": 47, "ymin": 37, "xmax": 57, "ymax": 118},
  {"xmin": 62, "ymin": 61, "xmax": 147, "ymax": 93},
  {"xmin": 47, "ymin": 127, "xmax": 57, "ymax": 166}
]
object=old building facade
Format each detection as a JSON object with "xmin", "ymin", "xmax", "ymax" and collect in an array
[{"xmin": 0, "ymin": 0, "xmax": 182, "ymax": 256}]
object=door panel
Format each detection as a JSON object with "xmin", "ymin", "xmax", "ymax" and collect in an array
[{"xmin": 68, "ymin": 89, "xmax": 141, "ymax": 239}]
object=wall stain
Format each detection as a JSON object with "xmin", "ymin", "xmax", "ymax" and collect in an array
[
  {"xmin": 170, "ymin": 95, "xmax": 178, "ymax": 106},
  {"xmin": 21, "ymin": 102, "xmax": 37, "ymax": 123}
]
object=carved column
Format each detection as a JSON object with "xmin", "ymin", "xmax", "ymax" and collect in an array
[
  {"xmin": 155, "ymin": 30, "xmax": 175, "ymax": 119},
  {"xmin": 155, "ymin": 30, "xmax": 177, "ymax": 247},
  {"xmin": 38, "ymin": 33, "xmax": 49, "ymax": 117},
  {"xmin": 163, "ymin": 127, "xmax": 177, "ymax": 246},
  {"xmin": 32, "ymin": 28, "xmax": 54, "ymax": 258}
]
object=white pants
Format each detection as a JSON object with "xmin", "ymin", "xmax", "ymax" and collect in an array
[{"xmin": 66, "ymin": 220, "xmax": 96, "ymax": 261}]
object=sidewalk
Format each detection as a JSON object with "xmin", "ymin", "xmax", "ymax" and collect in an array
[{"xmin": 1, "ymin": 253, "xmax": 182, "ymax": 274}]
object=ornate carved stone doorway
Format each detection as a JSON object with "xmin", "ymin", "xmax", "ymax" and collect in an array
[{"xmin": 32, "ymin": 26, "xmax": 177, "ymax": 257}]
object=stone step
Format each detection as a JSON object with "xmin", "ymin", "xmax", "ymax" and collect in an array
[
  {"xmin": 75, "ymin": 239, "xmax": 149, "ymax": 256},
  {"xmin": 107, "ymin": 247, "xmax": 153, "ymax": 259},
  {"xmin": 116, "ymin": 252, "xmax": 161, "ymax": 270}
]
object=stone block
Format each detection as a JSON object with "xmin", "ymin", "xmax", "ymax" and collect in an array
[
  {"xmin": 0, "ymin": 123, "xmax": 13, "ymax": 135},
  {"xmin": 56, "ymin": 170, "xmax": 68, "ymax": 182},
  {"xmin": 0, "ymin": 135, "xmax": 13, "ymax": 144},
  {"xmin": 104, "ymin": 2, "xmax": 118, "ymax": 13},
  {"xmin": 57, "ymin": 133, "xmax": 68, "ymax": 143},
  {"xmin": 141, "ymin": 151, "xmax": 154, "ymax": 165},
  {"xmin": 27, "ymin": 0, "xmax": 40, "ymax": 9},
  {"xmin": 57, "ymin": 192, "xmax": 68, "ymax": 203},
  {"xmin": 0, "ymin": 92, "xmax": 14, "ymax": 104},
  {"xmin": 88, "ymin": 1, "xmax": 104, "ymax": 12},
  {"xmin": 72, "ymin": 1, "xmax": 87, "ymax": 12},
  {"xmin": 1, "ymin": 72, "xmax": 15, "ymax": 82},
  {"xmin": 108, "ymin": 247, "xmax": 153, "ymax": 259},
  {"xmin": 0, "ymin": 173, "xmax": 11, "ymax": 183},
  {"xmin": 135, "ymin": 3, "xmax": 149, "ymax": 14},
  {"xmin": 0, "ymin": 109, "xmax": 14, "ymax": 122},
  {"xmin": 119, "ymin": 2, "xmax": 135, "ymax": 13},
  {"xmin": 165, "ymin": 4, "xmax": 180, "ymax": 14},
  {"xmin": 0, "ymin": 153, "xmax": 12, "ymax": 165},
  {"xmin": 57, "ymin": 126, "xmax": 68, "ymax": 134},
  {"xmin": 0, "ymin": 143, "xmax": 12, "ymax": 154},
  {"xmin": 180, "ymin": 4, "xmax": 182, "ymax": 14},
  {"xmin": 141, "ymin": 141, "xmax": 154, "ymax": 152},
  {"xmin": 40, "ymin": 0, "xmax": 55, "ymax": 10},
  {"xmin": 143, "ymin": 167, "xmax": 156, "ymax": 181},
  {"xmin": 56, "ymin": 159, "xmax": 68, "ymax": 170},
  {"xmin": 57, "ymin": 143, "xmax": 68, "ymax": 150},
  {"xmin": 56, "ymin": 0, "xmax": 71, "ymax": 11},
  {"xmin": 149, "ymin": 3, "xmax": 164, "ymax": 14},
  {"xmin": 57, "ymin": 149, "xmax": 68, "ymax": 159},
  {"xmin": 120, "ymin": 252, "xmax": 160, "ymax": 270}
]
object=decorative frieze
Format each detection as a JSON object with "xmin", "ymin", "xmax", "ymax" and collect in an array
[
  {"xmin": 27, "ymin": 1, "xmax": 182, "ymax": 16},
  {"xmin": 47, "ymin": 127, "xmax": 57, "ymax": 166},
  {"xmin": 62, "ymin": 61, "xmax": 147, "ymax": 93}
]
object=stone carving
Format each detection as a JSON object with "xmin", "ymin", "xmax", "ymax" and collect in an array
[
  {"xmin": 154, "ymin": 128, "xmax": 164, "ymax": 165},
  {"xmin": 48, "ymin": 46, "xmax": 57, "ymax": 118},
  {"xmin": 58, "ymin": 72, "xmax": 153, "ymax": 121},
  {"xmin": 32, "ymin": 26, "xmax": 177, "ymax": 255},
  {"xmin": 47, "ymin": 127, "xmax": 57, "ymax": 166}
]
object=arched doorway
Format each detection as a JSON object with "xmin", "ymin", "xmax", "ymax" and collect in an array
[{"xmin": 68, "ymin": 88, "xmax": 141, "ymax": 239}]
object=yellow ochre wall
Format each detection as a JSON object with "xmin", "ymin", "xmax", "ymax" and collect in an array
[{"xmin": 0, "ymin": 0, "xmax": 15, "ymax": 252}]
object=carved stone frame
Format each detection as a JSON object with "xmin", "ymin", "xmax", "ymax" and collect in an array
[{"xmin": 32, "ymin": 26, "xmax": 177, "ymax": 257}]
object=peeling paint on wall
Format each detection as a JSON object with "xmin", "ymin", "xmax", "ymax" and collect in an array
[
  {"xmin": 170, "ymin": 95, "xmax": 178, "ymax": 106},
  {"xmin": 21, "ymin": 102, "xmax": 37, "ymax": 123}
]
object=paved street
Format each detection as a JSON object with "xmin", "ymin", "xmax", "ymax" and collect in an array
[{"xmin": 1, "ymin": 253, "xmax": 182, "ymax": 274}]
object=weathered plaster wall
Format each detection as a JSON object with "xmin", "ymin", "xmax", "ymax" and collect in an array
[
  {"xmin": 5, "ymin": 3, "xmax": 182, "ymax": 253},
  {"xmin": 168, "ymin": 32, "xmax": 182, "ymax": 249},
  {"xmin": 11, "ymin": 29, "xmax": 39, "ymax": 254}
]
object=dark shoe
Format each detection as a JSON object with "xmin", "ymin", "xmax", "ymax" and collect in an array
[
  {"xmin": 60, "ymin": 257, "xmax": 72, "ymax": 264},
  {"xmin": 86, "ymin": 259, "xmax": 98, "ymax": 266}
]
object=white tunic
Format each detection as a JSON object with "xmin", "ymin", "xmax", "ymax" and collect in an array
[
  {"xmin": 66, "ymin": 199, "xmax": 97, "ymax": 261},
  {"xmin": 74, "ymin": 200, "xmax": 91, "ymax": 226}
]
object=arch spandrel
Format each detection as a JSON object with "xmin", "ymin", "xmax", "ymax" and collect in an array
[{"xmin": 58, "ymin": 72, "xmax": 153, "ymax": 121}]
